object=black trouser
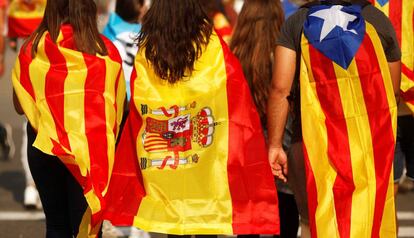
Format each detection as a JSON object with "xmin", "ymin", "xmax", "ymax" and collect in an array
[{"xmin": 27, "ymin": 123, "xmax": 88, "ymax": 238}]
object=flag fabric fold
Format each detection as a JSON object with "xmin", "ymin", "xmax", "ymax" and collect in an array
[
  {"xmin": 300, "ymin": 4, "xmax": 397, "ymax": 238},
  {"xmin": 8, "ymin": 0, "xmax": 46, "ymax": 38},
  {"xmin": 369, "ymin": 0, "xmax": 414, "ymax": 112},
  {"xmin": 104, "ymin": 32, "xmax": 280, "ymax": 235},
  {"xmin": 12, "ymin": 25, "xmax": 125, "ymax": 237}
]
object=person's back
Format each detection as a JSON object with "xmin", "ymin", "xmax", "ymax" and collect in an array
[
  {"xmin": 104, "ymin": 0, "xmax": 280, "ymax": 235},
  {"xmin": 267, "ymin": 0, "xmax": 401, "ymax": 237},
  {"xmin": 12, "ymin": 0, "xmax": 125, "ymax": 237}
]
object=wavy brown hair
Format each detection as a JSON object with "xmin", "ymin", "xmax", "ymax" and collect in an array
[
  {"xmin": 230, "ymin": 0, "xmax": 284, "ymax": 125},
  {"xmin": 25, "ymin": 0, "xmax": 107, "ymax": 57},
  {"xmin": 137, "ymin": 0, "xmax": 213, "ymax": 83}
]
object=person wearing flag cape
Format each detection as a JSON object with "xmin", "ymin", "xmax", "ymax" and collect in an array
[
  {"xmin": 268, "ymin": 0, "xmax": 401, "ymax": 237},
  {"xmin": 11, "ymin": 0, "xmax": 126, "ymax": 237},
  {"xmin": 104, "ymin": 0, "xmax": 280, "ymax": 235},
  {"xmin": 368, "ymin": 0, "xmax": 414, "ymax": 207}
]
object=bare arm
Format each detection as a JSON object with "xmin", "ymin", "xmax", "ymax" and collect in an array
[
  {"xmin": 388, "ymin": 61, "xmax": 401, "ymax": 103},
  {"xmin": 267, "ymin": 46, "xmax": 297, "ymax": 181}
]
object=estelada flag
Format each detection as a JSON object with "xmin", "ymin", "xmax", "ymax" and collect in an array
[
  {"xmin": 8, "ymin": 0, "xmax": 46, "ymax": 38},
  {"xmin": 369, "ymin": 0, "xmax": 414, "ymax": 112},
  {"xmin": 104, "ymin": 32, "xmax": 280, "ymax": 235},
  {"xmin": 300, "ymin": 4, "xmax": 397, "ymax": 238},
  {"xmin": 12, "ymin": 25, "xmax": 125, "ymax": 237}
]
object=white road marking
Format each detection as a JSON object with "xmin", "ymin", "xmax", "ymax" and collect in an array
[
  {"xmin": 399, "ymin": 212, "xmax": 414, "ymax": 220},
  {"xmin": 0, "ymin": 211, "xmax": 44, "ymax": 221}
]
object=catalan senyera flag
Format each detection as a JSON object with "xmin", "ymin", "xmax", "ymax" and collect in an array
[
  {"xmin": 104, "ymin": 32, "xmax": 280, "ymax": 235},
  {"xmin": 369, "ymin": 0, "xmax": 414, "ymax": 112},
  {"xmin": 213, "ymin": 12, "xmax": 233, "ymax": 44},
  {"xmin": 300, "ymin": 4, "xmax": 397, "ymax": 238},
  {"xmin": 12, "ymin": 25, "xmax": 125, "ymax": 237},
  {"xmin": 8, "ymin": 0, "xmax": 46, "ymax": 38}
]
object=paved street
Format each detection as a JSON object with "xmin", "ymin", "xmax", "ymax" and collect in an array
[{"xmin": 0, "ymin": 44, "xmax": 413, "ymax": 238}]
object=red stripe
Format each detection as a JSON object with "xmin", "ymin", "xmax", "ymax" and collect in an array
[
  {"xmin": 303, "ymin": 145, "xmax": 318, "ymax": 238},
  {"xmin": 309, "ymin": 44, "xmax": 355, "ymax": 238},
  {"xmin": 44, "ymin": 33, "xmax": 72, "ymax": 153},
  {"xmin": 389, "ymin": 0, "xmax": 402, "ymax": 46},
  {"xmin": 7, "ymin": 17, "xmax": 42, "ymax": 38},
  {"xmin": 83, "ymin": 52, "xmax": 110, "ymax": 195},
  {"xmin": 105, "ymin": 104, "xmax": 145, "ymax": 225},
  {"xmin": 18, "ymin": 42, "xmax": 35, "ymax": 100},
  {"xmin": 402, "ymin": 63, "xmax": 414, "ymax": 81},
  {"xmin": 216, "ymin": 26, "xmax": 233, "ymax": 39},
  {"xmin": 220, "ymin": 36, "xmax": 279, "ymax": 234},
  {"xmin": 401, "ymin": 89, "xmax": 414, "ymax": 105},
  {"xmin": 354, "ymin": 35, "xmax": 395, "ymax": 238}
]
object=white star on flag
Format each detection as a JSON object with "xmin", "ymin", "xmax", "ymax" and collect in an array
[{"xmin": 310, "ymin": 5, "xmax": 358, "ymax": 42}]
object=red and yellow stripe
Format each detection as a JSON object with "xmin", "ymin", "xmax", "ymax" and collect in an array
[
  {"xmin": 8, "ymin": 0, "xmax": 46, "ymax": 38},
  {"xmin": 370, "ymin": 0, "xmax": 414, "ymax": 113},
  {"xmin": 300, "ymin": 22, "xmax": 397, "ymax": 238},
  {"xmin": 12, "ymin": 25, "xmax": 125, "ymax": 237}
]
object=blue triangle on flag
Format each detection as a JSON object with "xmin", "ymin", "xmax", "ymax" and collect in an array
[
  {"xmin": 304, "ymin": 4, "xmax": 365, "ymax": 69},
  {"xmin": 377, "ymin": 0, "xmax": 389, "ymax": 7}
]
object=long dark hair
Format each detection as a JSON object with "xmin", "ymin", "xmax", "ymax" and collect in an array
[
  {"xmin": 116, "ymin": 0, "xmax": 144, "ymax": 23},
  {"xmin": 230, "ymin": 0, "xmax": 284, "ymax": 125},
  {"xmin": 26, "ymin": 0, "xmax": 107, "ymax": 57},
  {"xmin": 137, "ymin": 0, "xmax": 213, "ymax": 83}
]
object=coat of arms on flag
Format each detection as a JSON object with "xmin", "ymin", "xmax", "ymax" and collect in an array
[{"xmin": 140, "ymin": 102, "xmax": 217, "ymax": 170}]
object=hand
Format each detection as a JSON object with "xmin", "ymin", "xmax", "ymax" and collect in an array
[{"xmin": 268, "ymin": 146, "xmax": 288, "ymax": 182}]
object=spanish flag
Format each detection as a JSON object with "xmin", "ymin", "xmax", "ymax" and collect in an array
[
  {"xmin": 369, "ymin": 0, "xmax": 414, "ymax": 112},
  {"xmin": 300, "ymin": 4, "xmax": 397, "ymax": 238},
  {"xmin": 12, "ymin": 25, "xmax": 126, "ymax": 237},
  {"xmin": 8, "ymin": 0, "xmax": 46, "ymax": 38},
  {"xmin": 104, "ymin": 32, "xmax": 280, "ymax": 235}
]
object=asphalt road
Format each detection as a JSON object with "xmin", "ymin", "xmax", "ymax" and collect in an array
[{"xmin": 0, "ymin": 42, "xmax": 413, "ymax": 238}]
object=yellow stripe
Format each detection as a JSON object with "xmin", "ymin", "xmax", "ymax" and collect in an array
[
  {"xmin": 115, "ymin": 71, "xmax": 126, "ymax": 138},
  {"xmin": 59, "ymin": 32, "xmax": 90, "ymax": 177},
  {"xmin": 133, "ymin": 33, "xmax": 232, "ymax": 234},
  {"xmin": 11, "ymin": 58, "xmax": 40, "ymax": 129},
  {"xmin": 98, "ymin": 55, "xmax": 125, "ymax": 195},
  {"xmin": 374, "ymin": 1, "xmax": 390, "ymax": 16},
  {"xmin": 85, "ymin": 190, "xmax": 102, "ymax": 214},
  {"xmin": 8, "ymin": 1, "xmax": 45, "ymax": 19},
  {"xmin": 28, "ymin": 34, "xmax": 59, "ymax": 154},
  {"xmin": 332, "ymin": 59, "xmax": 376, "ymax": 237},
  {"xmin": 300, "ymin": 36, "xmax": 340, "ymax": 238}
]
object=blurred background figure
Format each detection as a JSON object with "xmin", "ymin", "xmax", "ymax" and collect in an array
[
  {"xmin": 6, "ymin": 0, "xmax": 44, "ymax": 210},
  {"xmin": 0, "ymin": 0, "xmax": 14, "ymax": 163},
  {"xmin": 198, "ymin": 0, "xmax": 233, "ymax": 43},
  {"xmin": 7, "ymin": 0, "xmax": 45, "ymax": 51},
  {"xmin": 231, "ymin": 1, "xmax": 300, "ymax": 238},
  {"xmin": 103, "ymin": 0, "xmax": 147, "ymax": 103}
]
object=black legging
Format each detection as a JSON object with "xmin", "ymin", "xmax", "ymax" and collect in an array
[{"xmin": 27, "ymin": 123, "xmax": 88, "ymax": 238}]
